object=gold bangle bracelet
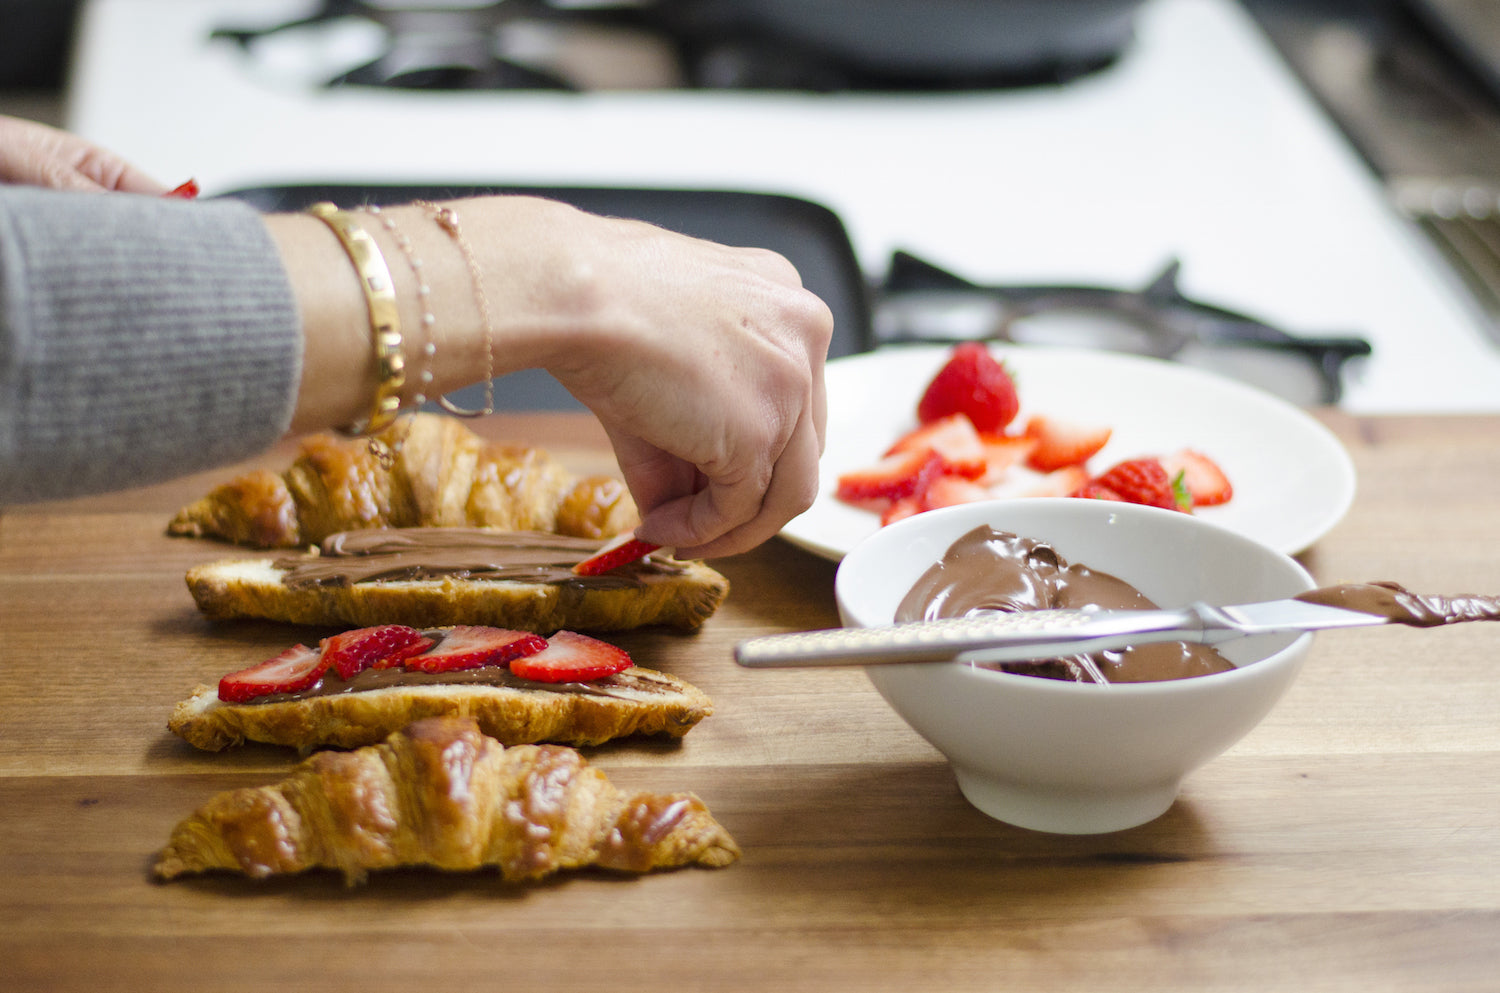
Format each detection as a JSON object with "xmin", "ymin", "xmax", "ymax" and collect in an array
[{"xmin": 306, "ymin": 201, "xmax": 405, "ymax": 437}]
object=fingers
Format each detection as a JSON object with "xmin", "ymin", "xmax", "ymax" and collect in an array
[
  {"xmin": 0, "ymin": 115, "xmax": 165, "ymax": 193},
  {"xmin": 634, "ymin": 399, "xmax": 824, "ymax": 560}
]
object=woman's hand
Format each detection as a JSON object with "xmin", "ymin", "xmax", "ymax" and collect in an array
[
  {"xmin": 0, "ymin": 115, "xmax": 166, "ymax": 193},
  {"xmin": 470, "ymin": 197, "xmax": 835, "ymax": 559}
]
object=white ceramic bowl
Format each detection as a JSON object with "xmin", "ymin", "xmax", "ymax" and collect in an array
[{"xmin": 836, "ymin": 498, "xmax": 1315, "ymax": 834}]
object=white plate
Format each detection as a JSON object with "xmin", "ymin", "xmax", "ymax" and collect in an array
[{"xmin": 781, "ymin": 344, "xmax": 1356, "ymax": 560}]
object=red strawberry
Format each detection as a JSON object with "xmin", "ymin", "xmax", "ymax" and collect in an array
[
  {"xmin": 402, "ymin": 626, "xmax": 547, "ymax": 674},
  {"xmin": 1023, "ymin": 415, "xmax": 1112, "ymax": 471},
  {"xmin": 976, "ymin": 433, "xmax": 1038, "ymax": 485},
  {"xmin": 1161, "ymin": 448, "xmax": 1233, "ymax": 507},
  {"xmin": 836, "ymin": 448, "xmax": 945, "ymax": 502},
  {"xmin": 572, "ymin": 533, "xmax": 662, "ymax": 576},
  {"xmin": 1089, "ymin": 457, "xmax": 1186, "ymax": 511},
  {"xmin": 509, "ymin": 630, "xmax": 634, "ymax": 684},
  {"xmin": 881, "ymin": 495, "xmax": 922, "ymax": 526},
  {"xmin": 164, "ymin": 179, "xmax": 199, "ymax": 199},
  {"xmin": 884, "ymin": 414, "xmax": 988, "ymax": 479},
  {"xmin": 1072, "ymin": 480, "xmax": 1126, "ymax": 502},
  {"xmin": 916, "ymin": 342, "xmax": 1020, "ymax": 433},
  {"xmin": 919, "ymin": 474, "xmax": 992, "ymax": 511},
  {"xmin": 319, "ymin": 624, "xmax": 431, "ymax": 679},
  {"xmin": 218, "ymin": 644, "xmax": 327, "ymax": 703},
  {"xmin": 1024, "ymin": 465, "xmax": 1090, "ymax": 497}
]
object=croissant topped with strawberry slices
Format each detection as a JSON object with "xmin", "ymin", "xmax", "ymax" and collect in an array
[
  {"xmin": 154, "ymin": 716, "xmax": 740, "ymax": 884},
  {"xmin": 168, "ymin": 624, "xmax": 715, "ymax": 752},
  {"xmin": 167, "ymin": 412, "xmax": 639, "ymax": 548}
]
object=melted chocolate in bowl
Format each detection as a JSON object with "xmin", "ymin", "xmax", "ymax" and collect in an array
[{"xmin": 895, "ymin": 525, "xmax": 1235, "ymax": 684}]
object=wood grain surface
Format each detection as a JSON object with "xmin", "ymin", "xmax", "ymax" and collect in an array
[{"xmin": 1, "ymin": 411, "xmax": 1497, "ymax": 993}]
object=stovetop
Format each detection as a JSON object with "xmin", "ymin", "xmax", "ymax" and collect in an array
[{"xmin": 62, "ymin": 0, "xmax": 1500, "ymax": 413}]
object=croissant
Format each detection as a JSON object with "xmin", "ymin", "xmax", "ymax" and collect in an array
[
  {"xmin": 154, "ymin": 716, "xmax": 740, "ymax": 884},
  {"xmin": 167, "ymin": 412, "xmax": 639, "ymax": 548}
]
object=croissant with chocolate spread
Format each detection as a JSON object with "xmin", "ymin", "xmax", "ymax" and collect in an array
[
  {"xmin": 167, "ymin": 412, "xmax": 638, "ymax": 548},
  {"xmin": 154, "ymin": 716, "xmax": 740, "ymax": 884}
]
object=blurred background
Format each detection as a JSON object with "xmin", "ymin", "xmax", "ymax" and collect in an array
[{"xmin": 5, "ymin": 0, "xmax": 1500, "ymax": 413}]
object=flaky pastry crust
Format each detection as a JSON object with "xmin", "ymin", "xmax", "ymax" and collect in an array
[
  {"xmin": 155, "ymin": 716, "xmax": 740, "ymax": 883},
  {"xmin": 168, "ymin": 664, "xmax": 715, "ymax": 752}
]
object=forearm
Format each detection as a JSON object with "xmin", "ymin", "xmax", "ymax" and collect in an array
[{"xmin": 0, "ymin": 187, "xmax": 299, "ymax": 503}]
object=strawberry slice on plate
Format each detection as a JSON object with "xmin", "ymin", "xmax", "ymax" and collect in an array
[
  {"xmin": 1088, "ymin": 457, "xmax": 1187, "ymax": 512},
  {"xmin": 1161, "ymin": 448, "xmax": 1233, "ymax": 507},
  {"xmin": 402, "ymin": 626, "xmax": 547, "ymax": 674},
  {"xmin": 509, "ymin": 630, "xmax": 634, "ymax": 684},
  {"xmin": 319, "ymin": 624, "xmax": 432, "ymax": 679},
  {"xmin": 572, "ymin": 532, "xmax": 662, "ymax": 576},
  {"xmin": 884, "ymin": 413, "xmax": 988, "ymax": 479},
  {"xmin": 1022, "ymin": 415, "xmax": 1113, "ymax": 471},
  {"xmin": 836, "ymin": 448, "xmax": 945, "ymax": 503},
  {"xmin": 218, "ymin": 644, "xmax": 327, "ymax": 703}
]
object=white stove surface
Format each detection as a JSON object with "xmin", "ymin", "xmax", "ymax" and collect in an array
[{"xmin": 68, "ymin": 0, "xmax": 1500, "ymax": 413}]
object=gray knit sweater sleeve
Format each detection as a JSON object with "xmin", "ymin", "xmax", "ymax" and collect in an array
[{"xmin": 0, "ymin": 186, "xmax": 301, "ymax": 504}]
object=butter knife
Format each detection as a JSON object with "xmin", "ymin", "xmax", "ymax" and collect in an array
[{"xmin": 732, "ymin": 599, "xmax": 1387, "ymax": 669}]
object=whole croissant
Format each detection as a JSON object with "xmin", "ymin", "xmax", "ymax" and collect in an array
[
  {"xmin": 167, "ymin": 412, "xmax": 638, "ymax": 548},
  {"xmin": 154, "ymin": 716, "xmax": 740, "ymax": 884}
]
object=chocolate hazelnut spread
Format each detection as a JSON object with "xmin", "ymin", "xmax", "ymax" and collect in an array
[
  {"xmin": 274, "ymin": 527, "xmax": 684, "ymax": 590},
  {"xmin": 895, "ymin": 525, "xmax": 1235, "ymax": 684},
  {"xmin": 1294, "ymin": 581, "xmax": 1500, "ymax": 626}
]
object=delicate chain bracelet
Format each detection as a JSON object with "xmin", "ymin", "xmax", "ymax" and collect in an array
[
  {"xmin": 306, "ymin": 201, "xmax": 406, "ymax": 437},
  {"xmin": 416, "ymin": 200, "xmax": 495, "ymax": 419}
]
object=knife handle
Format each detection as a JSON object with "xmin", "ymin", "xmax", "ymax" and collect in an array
[{"xmin": 733, "ymin": 609, "xmax": 1190, "ymax": 668}]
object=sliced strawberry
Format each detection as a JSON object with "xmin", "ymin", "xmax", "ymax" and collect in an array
[
  {"xmin": 218, "ymin": 644, "xmax": 327, "ymax": 703},
  {"xmin": 319, "ymin": 624, "xmax": 431, "ymax": 679},
  {"xmin": 1024, "ymin": 465, "xmax": 1090, "ymax": 498},
  {"xmin": 1161, "ymin": 448, "xmax": 1233, "ymax": 507},
  {"xmin": 836, "ymin": 448, "xmax": 945, "ymax": 503},
  {"xmin": 1071, "ymin": 480, "xmax": 1126, "ymax": 502},
  {"xmin": 884, "ymin": 414, "xmax": 987, "ymax": 479},
  {"xmin": 508, "ymin": 630, "xmax": 634, "ymax": 684},
  {"xmin": 976, "ymin": 433, "xmax": 1038, "ymax": 486},
  {"xmin": 881, "ymin": 495, "xmax": 922, "ymax": 526},
  {"xmin": 1089, "ymin": 457, "xmax": 1185, "ymax": 511},
  {"xmin": 572, "ymin": 533, "xmax": 662, "ymax": 576},
  {"xmin": 164, "ymin": 179, "xmax": 199, "ymax": 199},
  {"xmin": 919, "ymin": 474, "xmax": 992, "ymax": 511},
  {"xmin": 402, "ymin": 626, "xmax": 547, "ymax": 674},
  {"xmin": 1023, "ymin": 415, "xmax": 1113, "ymax": 471},
  {"xmin": 916, "ymin": 342, "xmax": 1021, "ymax": 433}
]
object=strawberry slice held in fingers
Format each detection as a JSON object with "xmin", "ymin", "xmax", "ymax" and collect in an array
[
  {"xmin": 401, "ymin": 626, "xmax": 547, "ymax": 674},
  {"xmin": 509, "ymin": 630, "xmax": 634, "ymax": 684},
  {"xmin": 319, "ymin": 624, "xmax": 433, "ymax": 679},
  {"xmin": 1022, "ymin": 415, "xmax": 1113, "ymax": 471},
  {"xmin": 572, "ymin": 532, "xmax": 662, "ymax": 576},
  {"xmin": 218, "ymin": 644, "xmax": 328, "ymax": 704},
  {"xmin": 163, "ymin": 179, "xmax": 199, "ymax": 199}
]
